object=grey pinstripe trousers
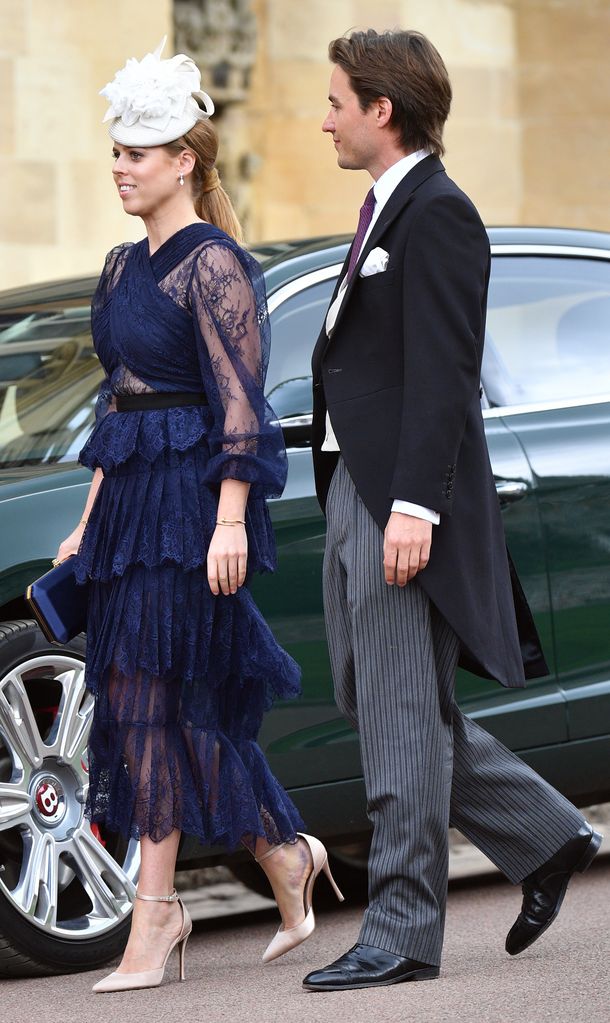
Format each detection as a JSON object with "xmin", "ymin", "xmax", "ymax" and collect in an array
[{"xmin": 323, "ymin": 459, "xmax": 585, "ymax": 965}]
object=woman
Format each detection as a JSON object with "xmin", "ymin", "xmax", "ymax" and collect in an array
[{"xmin": 55, "ymin": 39, "xmax": 342, "ymax": 993}]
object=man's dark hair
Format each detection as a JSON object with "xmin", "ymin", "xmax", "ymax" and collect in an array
[{"xmin": 329, "ymin": 29, "xmax": 452, "ymax": 158}]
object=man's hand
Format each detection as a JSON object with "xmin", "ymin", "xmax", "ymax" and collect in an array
[{"xmin": 383, "ymin": 512, "xmax": 432, "ymax": 586}]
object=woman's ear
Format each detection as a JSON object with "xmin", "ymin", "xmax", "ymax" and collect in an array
[{"xmin": 177, "ymin": 147, "xmax": 197, "ymax": 177}]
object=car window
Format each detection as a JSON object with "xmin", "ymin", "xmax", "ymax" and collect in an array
[
  {"xmin": 267, "ymin": 278, "xmax": 336, "ymax": 417},
  {"xmin": 485, "ymin": 256, "xmax": 610, "ymax": 406},
  {"xmin": 0, "ymin": 303, "xmax": 101, "ymax": 468},
  {"xmin": 0, "ymin": 276, "xmax": 337, "ymax": 468}
]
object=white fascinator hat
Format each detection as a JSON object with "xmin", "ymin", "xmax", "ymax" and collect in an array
[{"xmin": 100, "ymin": 36, "xmax": 215, "ymax": 147}]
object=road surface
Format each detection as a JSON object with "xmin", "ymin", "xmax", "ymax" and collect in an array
[{"xmin": 4, "ymin": 852, "xmax": 609, "ymax": 1023}]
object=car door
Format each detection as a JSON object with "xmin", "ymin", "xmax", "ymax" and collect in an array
[
  {"xmin": 482, "ymin": 248, "xmax": 610, "ymax": 800},
  {"xmin": 254, "ymin": 255, "xmax": 570, "ymax": 794},
  {"xmin": 0, "ymin": 298, "xmax": 102, "ymax": 602},
  {"xmin": 455, "ymin": 410, "xmax": 566, "ymax": 752},
  {"xmin": 252, "ymin": 268, "xmax": 365, "ymax": 793}
]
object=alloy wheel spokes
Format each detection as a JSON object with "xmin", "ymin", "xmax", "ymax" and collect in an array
[
  {"xmin": 12, "ymin": 829, "xmax": 59, "ymax": 928},
  {"xmin": 0, "ymin": 671, "xmax": 45, "ymax": 775},
  {"xmin": 44, "ymin": 664, "xmax": 93, "ymax": 769},
  {"xmin": 0, "ymin": 651, "xmax": 140, "ymax": 938},
  {"xmin": 0, "ymin": 780, "xmax": 32, "ymax": 829},
  {"xmin": 68, "ymin": 827, "xmax": 136, "ymax": 922}
]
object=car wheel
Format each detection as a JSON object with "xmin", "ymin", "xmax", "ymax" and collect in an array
[{"xmin": 0, "ymin": 620, "xmax": 139, "ymax": 977}]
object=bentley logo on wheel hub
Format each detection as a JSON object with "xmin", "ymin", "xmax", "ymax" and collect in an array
[{"xmin": 33, "ymin": 776, "xmax": 66, "ymax": 826}]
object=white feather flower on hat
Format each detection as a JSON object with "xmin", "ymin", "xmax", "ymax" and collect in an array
[{"xmin": 101, "ymin": 36, "xmax": 213, "ymax": 131}]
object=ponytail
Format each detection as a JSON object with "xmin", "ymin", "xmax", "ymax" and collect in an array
[
  {"xmin": 166, "ymin": 120, "xmax": 244, "ymax": 244},
  {"xmin": 196, "ymin": 167, "xmax": 244, "ymax": 244}
]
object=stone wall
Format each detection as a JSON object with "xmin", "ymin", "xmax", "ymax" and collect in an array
[
  {"xmin": 246, "ymin": 0, "xmax": 610, "ymax": 242},
  {"xmin": 515, "ymin": 0, "xmax": 610, "ymax": 230},
  {"xmin": 0, "ymin": 0, "xmax": 171, "ymax": 289},
  {"xmin": 1, "ymin": 0, "xmax": 608, "ymax": 289}
]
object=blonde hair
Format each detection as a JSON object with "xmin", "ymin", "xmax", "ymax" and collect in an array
[{"xmin": 166, "ymin": 119, "xmax": 244, "ymax": 244}]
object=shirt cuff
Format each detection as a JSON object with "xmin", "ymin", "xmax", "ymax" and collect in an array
[{"xmin": 391, "ymin": 499, "xmax": 440, "ymax": 525}]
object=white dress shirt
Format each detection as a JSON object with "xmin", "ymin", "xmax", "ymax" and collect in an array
[{"xmin": 322, "ymin": 150, "xmax": 440, "ymax": 525}]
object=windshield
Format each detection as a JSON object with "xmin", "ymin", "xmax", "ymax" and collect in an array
[
  {"xmin": 0, "ymin": 274, "xmax": 322, "ymax": 470},
  {"xmin": 0, "ymin": 303, "xmax": 101, "ymax": 468}
]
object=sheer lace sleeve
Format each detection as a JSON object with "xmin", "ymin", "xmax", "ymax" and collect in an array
[
  {"xmin": 91, "ymin": 243, "xmax": 133, "ymax": 321},
  {"xmin": 189, "ymin": 240, "xmax": 288, "ymax": 498},
  {"xmin": 89, "ymin": 244, "xmax": 132, "ymax": 428}
]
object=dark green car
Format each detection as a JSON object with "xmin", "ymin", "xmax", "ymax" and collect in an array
[{"xmin": 0, "ymin": 227, "xmax": 608, "ymax": 976}]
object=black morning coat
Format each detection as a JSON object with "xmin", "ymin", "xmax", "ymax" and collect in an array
[{"xmin": 311, "ymin": 155, "xmax": 548, "ymax": 688}]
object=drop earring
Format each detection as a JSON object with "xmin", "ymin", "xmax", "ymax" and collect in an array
[{"xmin": 178, "ymin": 173, "xmax": 184, "ymax": 186}]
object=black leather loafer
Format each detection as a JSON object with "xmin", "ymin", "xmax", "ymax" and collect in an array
[
  {"xmin": 506, "ymin": 823, "xmax": 603, "ymax": 956},
  {"xmin": 302, "ymin": 943, "xmax": 439, "ymax": 991}
]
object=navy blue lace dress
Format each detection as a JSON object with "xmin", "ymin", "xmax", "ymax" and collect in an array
[{"xmin": 74, "ymin": 222, "xmax": 304, "ymax": 849}]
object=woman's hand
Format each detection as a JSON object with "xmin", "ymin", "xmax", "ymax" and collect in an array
[
  {"xmin": 55, "ymin": 522, "xmax": 87, "ymax": 565},
  {"xmin": 207, "ymin": 523, "xmax": 248, "ymax": 596}
]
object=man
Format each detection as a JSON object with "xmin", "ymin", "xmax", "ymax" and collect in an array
[{"xmin": 303, "ymin": 29, "xmax": 601, "ymax": 992}]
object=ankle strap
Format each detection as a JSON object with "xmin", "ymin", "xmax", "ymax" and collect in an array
[
  {"xmin": 135, "ymin": 887, "xmax": 179, "ymax": 902},
  {"xmin": 255, "ymin": 841, "xmax": 287, "ymax": 864}
]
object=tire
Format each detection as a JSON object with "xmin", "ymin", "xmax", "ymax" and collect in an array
[
  {"xmin": 230, "ymin": 839, "xmax": 370, "ymax": 908},
  {"xmin": 0, "ymin": 620, "xmax": 140, "ymax": 976}
]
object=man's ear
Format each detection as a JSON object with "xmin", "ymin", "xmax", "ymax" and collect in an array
[{"xmin": 375, "ymin": 96, "xmax": 393, "ymax": 129}]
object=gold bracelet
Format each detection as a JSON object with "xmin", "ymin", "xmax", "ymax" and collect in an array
[
  {"xmin": 216, "ymin": 518, "xmax": 246, "ymax": 526},
  {"xmin": 80, "ymin": 518, "xmax": 88, "ymax": 526}
]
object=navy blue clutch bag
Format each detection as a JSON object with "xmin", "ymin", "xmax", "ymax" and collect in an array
[{"xmin": 26, "ymin": 556, "xmax": 89, "ymax": 645}]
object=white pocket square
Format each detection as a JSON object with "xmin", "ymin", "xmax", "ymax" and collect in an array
[{"xmin": 360, "ymin": 247, "xmax": 390, "ymax": 277}]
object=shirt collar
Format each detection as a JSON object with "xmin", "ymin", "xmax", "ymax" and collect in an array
[{"xmin": 373, "ymin": 150, "xmax": 430, "ymax": 212}]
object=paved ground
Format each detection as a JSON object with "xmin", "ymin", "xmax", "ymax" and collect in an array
[{"xmin": 4, "ymin": 848, "xmax": 609, "ymax": 1023}]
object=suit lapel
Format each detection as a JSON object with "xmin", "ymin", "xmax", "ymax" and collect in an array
[{"xmin": 324, "ymin": 155, "xmax": 445, "ymax": 343}]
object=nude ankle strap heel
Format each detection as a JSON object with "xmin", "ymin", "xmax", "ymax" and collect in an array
[
  {"xmin": 92, "ymin": 888, "xmax": 192, "ymax": 992},
  {"xmin": 261, "ymin": 833, "xmax": 345, "ymax": 964},
  {"xmin": 135, "ymin": 887, "xmax": 181, "ymax": 902},
  {"xmin": 255, "ymin": 841, "xmax": 288, "ymax": 864}
]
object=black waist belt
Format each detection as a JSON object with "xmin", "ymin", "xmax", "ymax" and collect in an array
[{"xmin": 114, "ymin": 391, "xmax": 208, "ymax": 412}]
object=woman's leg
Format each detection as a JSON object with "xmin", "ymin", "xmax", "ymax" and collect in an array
[
  {"xmin": 116, "ymin": 829, "xmax": 183, "ymax": 974},
  {"xmin": 103, "ymin": 664, "xmax": 185, "ymax": 972},
  {"xmin": 254, "ymin": 835, "xmax": 313, "ymax": 928}
]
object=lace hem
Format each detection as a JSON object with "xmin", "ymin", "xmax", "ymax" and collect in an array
[
  {"xmin": 78, "ymin": 405, "xmax": 212, "ymax": 472},
  {"xmin": 85, "ymin": 724, "xmax": 305, "ymax": 848},
  {"xmin": 81, "ymin": 562, "xmax": 302, "ymax": 703},
  {"xmin": 79, "ymin": 404, "xmax": 287, "ymax": 499},
  {"xmin": 74, "ymin": 446, "xmax": 277, "ymax": 581}
]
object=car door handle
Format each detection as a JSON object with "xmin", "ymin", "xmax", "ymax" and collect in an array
[
  {"xmin": 278, "ymin": 413, "xmax": 313, "ymax": 429},
  {"xmin": 495, "ymin": 479, "xmax": 529, "ymax": 504}
]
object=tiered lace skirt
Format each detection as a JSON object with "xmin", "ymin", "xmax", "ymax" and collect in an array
[{"xmin": 75, "ymin": 407, "xmax": 304, "ymax": 847}]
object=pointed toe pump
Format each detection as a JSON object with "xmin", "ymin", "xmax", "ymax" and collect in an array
[
  {"xmin": 258, "ymin": 832, "xmax": 345, "ymax": 964},
  {"xmin": 92, "ymin": 888, "xmax": 192, "ymax": 993}
]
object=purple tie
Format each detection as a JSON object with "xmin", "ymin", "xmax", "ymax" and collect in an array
[{"xmin": 346, "ymin": 187, "xmax": 376, "ymax": 280}]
